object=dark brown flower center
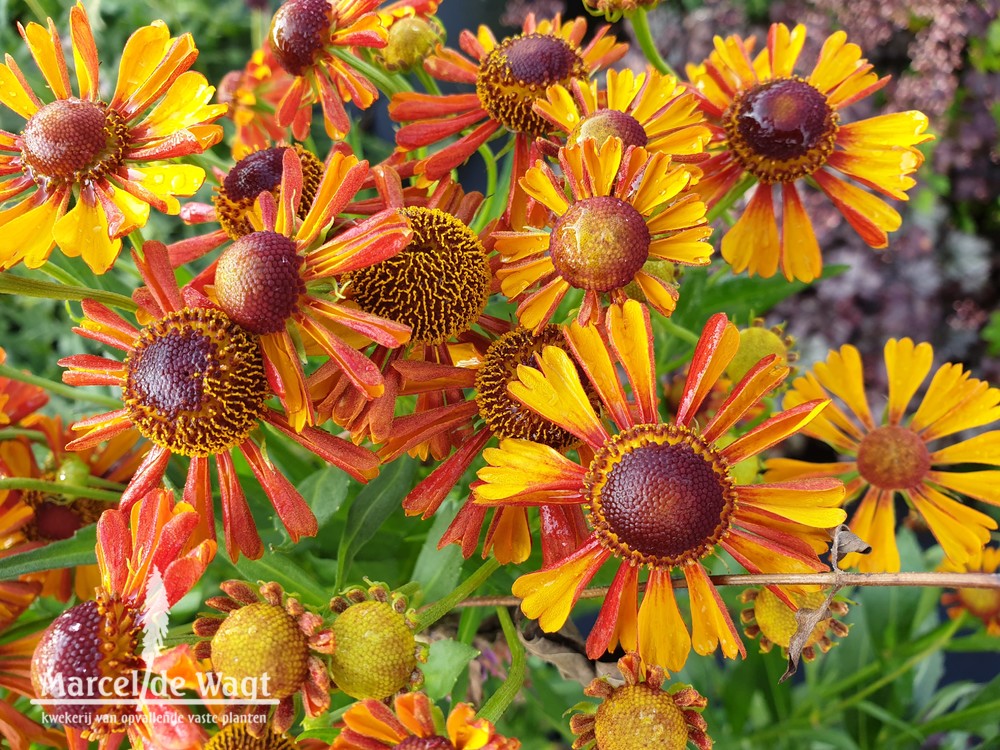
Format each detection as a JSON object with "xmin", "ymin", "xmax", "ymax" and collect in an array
[
  {"xmin": 20, "ymin": 98, "xmax": 128, "ymax": 186},
  {"xmin": 348, "ymin": 207, "xmax": 490, "ymax": 344},
  {"xmin": 215, "ymin": 231, "xmax": 305, "ymax": 334},
  {"xmin": 268, "ymin": 0, "xmax": 332, "ymax": 77},
  {"xmin": 856, "ymin": 424, "xmax": 930, "ymax": 490},
  {"xmin": 475, "ymin": 326, "xmax": 580, "ymax": 448},
  {"xmin": 549, "ymin": 196, "xmax": 650, "ymax": 292},
  {"xmin": 204, "ymin": 724, "xmax": 298, "ymax": 750},
  {"xmin": 31, "ymin": 595, "xmax": 141, "ymax": 735},
  {"xmin": 588, "ymin": 424, "xmax": 736, "ymax": 567},
  {"xmin": 476, "ymin": 33, "xmax": 588, "ymax": 135},
  {"xmin": 22, "ymin": 484, "xmax": 104, "ymax": 542},
  {"xmin": 215, "ymin": 145, "xmax": 324, "ymax": 240},
  {"xmin": 570, "ymin": 110, "xmax": 648, "ymax": 149},
  {"xmin": 123, "ymin": 308, "xmax": 267, "ymax": 457},
  {"xmin": 724, "ymin": 77, "xmax": 838, "ymax": 183}
]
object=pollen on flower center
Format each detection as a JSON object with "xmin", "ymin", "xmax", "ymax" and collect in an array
[
  {"xmin": 752, "ymin": 587, "xmax": 829, "ymax": 650},
  {"xmin": 215, "ymin": 230, "xmax": 305, "ymax": 334},
  {"xmin": 269, "ymin": 0, "xmax": 333, "ymax": 76},
  {"xmin": 122, "ymin": 308, "xmax": 268, "ymax": 457},
  {"xmin": 588, "ymin": 424, "xmax": 737, "ymax": 567},
  {"xmin": 724, "ymin": 77, "xmax": 839, "ymax": 183},
  {"xmin": 204, "ymin": 723, "xmax": 298, "ymax": 750},
  {"xmin": 549, "ymin": 196, "xmax": 651, "ymax": 292},
  {"xmin": 476, "ymin": 33, "xmax": 588, "ymax": 135},
  {"xmin": 348, "ymin": 207, "xmax": 490, "ymax": 344},
  {"xmin": 214, "ymin": 145, "xmax": 324, "ymax": 240},
  {"xmin": 475, "ymin": 326, "xmax": 580, "ymax": 448},
  {"xmin": 570, "ymin": 110, "xmax": 648, "ymax": 149},
  {"xmin": 856, "ymin": 424, "xmax": 930, "ymax": 490},
  {"xmin": 594, "ymin": 684, "xmax": 689, "ymax": 750},
  {"xmin": 20, "ymin": 98, "xmax": 128, "ymax": 185},
  {"xmin": 329, "ymin": 600, "xmax": 418, "ymax": 700}
]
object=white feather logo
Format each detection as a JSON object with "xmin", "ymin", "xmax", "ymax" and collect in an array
[{"xmin": 139, "ymin": 566, "xmax": 171, "ymax": 698}]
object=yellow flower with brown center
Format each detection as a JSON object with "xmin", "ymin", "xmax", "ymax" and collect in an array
[
  {"xmin": 685, "ymin": 23, "xmax": 933, "ymax": 282},
  {"xmin": 570, "ymin": 654, "xmax": 711, "ymax": 750},
  {"xmin": 534, "ymin": 68, "xmax": 710, "ymax": 162},
  {"xmin": 941, "ymin": 547, "xmax": 1000, "ymax": 636},
  {"xmin": 494, "ymin": 137, "xmax": 712, "ymax": 331},
  {"xmin": 764, "ymin": 338, "xmax": 1000, "ymax": 572},
  {"xmin": 739, "ymin": 587, "xmax": 849, "ymax": 661},
  {"xmin": 0, "ymin": 3, "xmax": 224, "ymax": 273},
  {"xmin": 476, "ymin": 301, "xmax": 846, "ymax": 671},
  {"xmin": 328, "ymin": 582, "xmax": 425, "ymax": 700},
  {"xmin": 195, "ymin": 580, "xmax": 334, "ymax": 733}
]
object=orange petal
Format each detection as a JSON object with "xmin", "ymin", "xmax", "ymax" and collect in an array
[{"xmin": 721, "ymin": 185, "xmax": 780, "ymax": 278}]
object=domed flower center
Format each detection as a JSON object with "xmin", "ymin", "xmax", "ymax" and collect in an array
[
  {"xmin": 475, "ymin": 326, "xmax": 581, "ymax": 449},
  {"xmin": 31, "ymin": 595, "xmax": 141, "ymax": 733},
  {"xmin": 204, "ymin": 723, "xmax": 298, "ymax": 750},
  {"xmin": 549, "ymin": 196, "xmax": 650, "ymax": 292},
  {"xmin": 571, "ymin": 110, "xmax": 648, "ymax": 149},
  {"xmin": 348, "ymin": 207, "xmax": 490, "ymax": 344},
  {"xmin": 20, "ymin": 98, "xmax": 127, "ymax": 185},
  {"xmin": 856, "ymin": 424, "xmax": 930, "ymax": 490},
  {"xmin": 215, "ymin": 231, "xmax": 305, "ymax": 334},
  {"xmin": 214, "ymin": 145, "xmax": 324, "ymax": 239},
  {"xmin": 23, "ymin": 487, "xmax": 103, "ymax": 542},
  {"xmin": 594, "ymin": 684, "xmax": 688, "ymax": 750},
  {"xmin": 269, "ymin": 0, "xmax": 332, "ymax": 76},
  {"xmin": 476, "ymin": 33, "xmax": 588, "ymax": 135},
  {"xmin": 396, "ymin": 739, "xmax": 454, "ymax": 750},
  {"xmin": 210, "ymin": 602, "xmax": 309, "ymax": 700},
  {"xmin": 752, "ymin": 587, "xmax": 829, "ymax": 650},
  {"xmin": 724, "ymin": 77, "xmax": 838, "ymax": 183},
  {"xmin": 588, "ymin": 424, "xmax": 736, "ymax": 567},
  {"xmin": 329, "ymin": 600, "xmax": 417, "ymax": 700},
  {"xmin": 122, "ymin": 308, "xmax": 268, "ymax": 457}
]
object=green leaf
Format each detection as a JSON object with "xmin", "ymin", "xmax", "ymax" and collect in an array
[
  {"xmin": 411, "ymin": 502, "xmax": 464, "ymax": 605},
  {"xmin": 337, "ymin": 455, "xmax": 415, "ymax": 590},
  {"xmin": 0, "ymin": 524, "xmax": 96, "ymax": 580},
  {"xmin": 297, "ymin": 464, "xmax": 351, "ymax": 529},
  {"xmin": 422, "ymin": 638, "xmax": 480, "ymax": 701}
]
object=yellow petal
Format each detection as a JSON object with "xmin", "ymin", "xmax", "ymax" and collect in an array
[
  {"xmin": 0, "ymin": 62, "xmax": 39, "ymax": 119},
  {"xmin": 128, "ymin": 164, "xmax": 206, "ymax": 214},
  {"xmin": 780, "ymin": 182, "xmax": 822, "ymax": 282},
  {"xmin": 884, "ymin": 338, "xmax": 932, "ymax": 425},
  {"xmin": 638, "ymin": 569, "xmax": 690, "ymax": 673},
  {"xmin": 135, "ymin": 70, "xmax": 225, "ymax": 136},
  {"xmin": 607, "ymin": 300, "xmax": 657, "ymax": 424},
  {"xmin": 0, "ymin": 195, "xmax": 63, "ymax": 269},
  {"xmin": 842, "ymin": 486, "xmax": 898, "ymax": 572},
  {"xmin": 722, "ymin": 185, "xmax": 780, "ymax": 278},
  {"xmin": 512, "ymin": 541, "xmax": 607, "ymax": 632},
  {"xmin": 930, "ymin": 431, "xmax": 1000, "ymax": 465},
  {"xmin": 684, "ymin": 563, "xmax": 744, "ymax": 659},
  {"xmin": 565, "ymin": 316, "xmax": 630, "ymax": 428},
  {"xmin": 813, "ymin": 344, "xmax": 874, "ymax": 430},
  {"xmin": 52, "ymin": 195, "xmax": 120, "ymax": 274},
  {"xmin": 737, "ymin": 480, "xmax": 847, "ymax": 528},
  {"xmin": 476, "ymin": 438, "xmax": 586, "ymax": 502},
  {"xmin": 929, "ymin": 470, "xmax": 1000, "ymax": 507},
  {"xmin": 520, "ymin": 162, "xmax": 570, "ymax": 214},
  {"xmin": 910, "ymin": 484, "xmax": 995, "ymax": 566}
]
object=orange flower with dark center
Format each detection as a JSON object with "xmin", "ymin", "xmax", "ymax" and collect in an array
[
  {"xmin": 60, "ymin": 241, "xmax": 379, "ymax": 560},
  {"xmin": 476, "ymin": 301, "xmax": 846, "ymax": 671},
  {"xmin": 218, "ymin": 47, "xmax": 300, "ymax": 159},
  {"xmin": 941, "ymin": 547, "xmax": 1000, "ymax": 636},
  {"xmin": 0, "ymin": 3, "xmax": 225, "ymax": 273},
  {"xmin": 686, "ymin": 23, "xmax": 933, "ymax": 282}
]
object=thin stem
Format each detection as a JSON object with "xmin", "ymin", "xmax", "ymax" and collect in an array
[
  {"xmin": 0, "ymin": 273, "xmax": 138, "ymax": 312},
  {"xmin": 0, "ymin": 364, "xmax": 122, "ymax": 410},
  {"xmin": 0, "ymin": 478, "xmax": 121, "ymax": 502},
  {"xmin": 38, "ymin": 261, "xmax": 86, "ymax": 288},
  {"xmin": 628, "ymin": 8, "xmax": 676, "ymax": 78},
  {"xmin": 24, "ymin": 0, "xmax": 48, "ymax": 23},
  {"xmin": 129, "ymin": 228, "xmax": 145, "ymax": 255},
  {"xmin": 251, "ymin": 9, "xmax": 266, "ymax": 53},
  {"xmin": 85, "ymin": 476, "xmax": 129, "ymax": 491},
  {"xmin": 330, "ymin": 47, "xmax": 412, "ymax": 97},
  {"xmin": 413, "ymin": 557, "xmax": 501, "ymax": 631},
  {"xmin": 414, "ymin": 66, "xmax": 442, "ymax": 97},
  {"xmin": 706, "ymin": 173, "xmax": 756, "ymax": 224},
  {"xmin": 478, "ymin": 607, "xmax": 526, "ymax": 724},
  {"xmin": 471, "ymin": 144, "xmax": 500, "ymax": 234},
  {"xmin": 0, "ymin": 428, "xmax": 47, "ymax": 442},
  {"xmin": 451, "ymin": 571, "xmax": 1000, "ymax": 608},
  {"xmin": 660, "ymin": 318, "xmax": 700, "ymax": 346}
]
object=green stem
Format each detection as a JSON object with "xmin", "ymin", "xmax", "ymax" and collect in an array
[
  {"xmin": 0, "ymin": 364, "xmax": 122, "ymax": 409},
  {"xmin": 413, "ymin": 557, "xmax": 501, "ymax": 631},
  {"xmin": 414, "ymin": 66, "xmax": 442, "ymax": 97},
  {"xmin": 38, "ymin": 261, "xmax": 86, "ymax": 288},
  {"xmin": 331, "ymin": 47, "xmax": 412, "ymax": 98},
  {"xmin": 478, "ymin": 607, "xmax": 526, "ymax": 724},
  {"xmin": 24, "ymin": 0, "xmax": 48, "ymax": 23},
  {"xmin": 0, "ymin": 428, "xmax": 47, "ymax": 442},
  {"xmin": 251, "ymin": 9, "xmax": 266, "ymax": 53},
  {"xmin": 660, "ymin": 318, "xmax": 700, "ymax": 346},
  {"xmin": 0, "ymin": 273, "xmax": 138, "ymax": 312},
  {"xmin": 628, "ymin": 8, "xmax": 676, "ymax": 78},
  {"xmin": 471, "ymin": 144, "xmax": 499, "ymax": 233},
  {"xmin": 85, "ymin": 476, "xmax": 129, "ymax": 491},
  {"xmin": 0, "ymin": 478, "xmax": 121, "ymax": 502},
  {"xmin": 129, "ymin": 228, "xmax": 145, "ymax": 255},
  {"xmin": 706, "ymin": 173, "xmax": 756, "ymax": 224}
]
